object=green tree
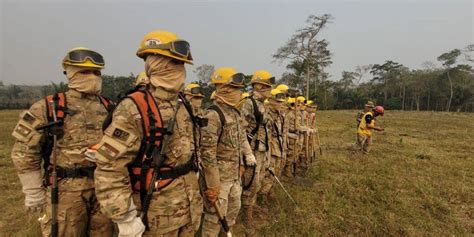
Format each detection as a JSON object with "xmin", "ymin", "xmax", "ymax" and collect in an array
[
  {"xmin": 273, "ymin": 14, "xmax": 333, "ymax": 99},
  {"xmin": 437, "ymin": 49, "xmax": 462, "ymax": 111}
]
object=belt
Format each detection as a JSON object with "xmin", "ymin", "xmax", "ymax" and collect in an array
[{"xmin": 157, "ymin": 159, "xmax": 198, "ymax": 179}]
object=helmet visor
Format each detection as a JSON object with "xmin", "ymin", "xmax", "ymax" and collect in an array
[
  {"xmin": 67, "ymin": 49, "xmax": 105, "ymax": 66},
  {"xmin": 228, "ymin": 73, "xmax": 245, "ymax": 87},
  {"xmin": 275, "ymin": 93, "xmax": 286, "ymax": 100},
  {"xmin": 189, "ymin": 87, "xmax": 202, "ymax": 95},
  {"xmin": 151, "ymin": 40, "xmax": 191, "ymax": 58},
  {"xmin": 268, "ymin": 77, "xmax": 276, "ymax": 85}
]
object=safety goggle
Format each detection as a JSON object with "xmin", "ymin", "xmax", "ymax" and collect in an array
[
  {"xmin": 66, "ymin": 49, "xmax": 105, "ymax": 66},
  {"xmin": 226, "ymin": 73, "xmax": 245, "ymax": 87},
  {"xmin": 189, "ymin": 87, "xmax": 202, "ymax": 95},
  {"xmin": 255, "ymin": 76, "xmax": 276, "ymax": 85},
  {"xmin": 275, "ymin": 93, "xmax": 286, "ymax": 100},
  {"xmin": 148, "ymin": 40, "xmax": 191, "ymax": 58}
]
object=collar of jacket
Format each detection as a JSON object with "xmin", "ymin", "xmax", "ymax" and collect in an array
[{"xmin": 68, "ymin": 89, "xmax": 98, "ymax": 100}]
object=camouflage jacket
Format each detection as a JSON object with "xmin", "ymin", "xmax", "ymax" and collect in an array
[
  {"xmin": 299, "ymin": 109, "xmax": 309, "ymax": 132},
  {"xmin": 11, "ymin": 89, "xmax": 109, "ymax": 191},
  {"xmin": 286, "ymin": 108, "xmax": 300, "ymax": 140},
  {"xmin": 94, "ymin": 89, "xmax": 202, "ymax": 230},
  {"xmin": 240, "ymin": 95, "xmax": 269, "ymax": 152},
  {"xmin": 199, "ymin": 100, "xmax": 253, "ymax": 189},
  {"xmin": 267, "ymin": 107, "xmax": 284, "ymax": 158}
]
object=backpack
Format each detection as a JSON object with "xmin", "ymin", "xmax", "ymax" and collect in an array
[{"xmin": 40, "ymin": 92, "xmax": 113, "ymax": 185}]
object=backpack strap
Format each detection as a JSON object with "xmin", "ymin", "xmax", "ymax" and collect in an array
[
  {"xmin": 45, "ymin": 92, "xmax": 67, "ymax": 122},
  {"xmin": 249, "ymin": 96, "xmax": 267, "ymax": 151},
  {"xmin": 208, "ymin": 104, "xmax": 226, "ymax": 143},
  {"xmin": 97, "ymin": 95, "xmax": 115, "ymax": 113},
  {"xmin": 126, "ymin": 90, "xmax": 165, "ymax": 209},
  {"xmin": 41, "ymin": 92, "xmax": 67, "ymax": 186}
]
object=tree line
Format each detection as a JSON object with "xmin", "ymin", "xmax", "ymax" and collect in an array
[{"xmin": 1, "ymin": 14, "xmax": 473, "ymax": 112}]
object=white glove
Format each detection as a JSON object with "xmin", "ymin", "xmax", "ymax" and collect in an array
[
  {"xmin": 18, "ymin": 172, "xmax": 46, "ymax": 213},
  {"xmin": 244, "ymin": 153, "xmax": 256, "ymax": 166},
  {"xmin": 115, "ymin": 200, "xmax": 145, "ymax": 237},
  {"xmin": 117, "ymin": 216, "xmax": 145, "ymax": 237}
]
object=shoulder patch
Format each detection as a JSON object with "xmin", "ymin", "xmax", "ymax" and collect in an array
[
  {"xmin": 112, "ymin": 128, "xmax": 130, "ymax": 142},
  {"xmin": 22, "ymin": 113, "xmax": 36, "ymax": 124}
]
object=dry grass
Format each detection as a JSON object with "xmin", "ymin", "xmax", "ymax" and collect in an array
[{"xmin": 1, "ymin": 110, "xmax": 473, "ymax": 236}]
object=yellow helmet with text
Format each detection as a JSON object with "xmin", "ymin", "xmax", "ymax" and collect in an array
[{"xmin": 136, "ymin": 30, "xmax": 193, "ymax": 64}]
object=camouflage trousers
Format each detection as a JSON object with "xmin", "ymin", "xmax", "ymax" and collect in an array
[
  {"xmin": 132, "ymin": 174, "xmax": 203, "ymax": 237},
  {"xmin": 357, "ymin": 133, "xmax": 372, "ymax": 154},
  {"xmin": 259, "ymin": 155, "xmax": 280, "ymax": 195},
  {"xmin": 283, "ymin": 137, "xmax": 298, "ymax": 177},
  {"xmin": 295, "ymin": 135, "xmax": 309, "ymax": 176},
  {"xmin": 38, "ymin": 188, "xmax": 113, "ymax": 237},
  {"xmin": 241, "ymin": 151, "xmax": 266, "ymax": 207},
  {"xmin": 202, "ymin": 179, "xmax": 242, "ymax": 237}
]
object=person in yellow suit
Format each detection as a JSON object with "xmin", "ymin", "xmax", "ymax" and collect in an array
[{"xmin": 357, "ymin": 106, "xmax": 385, "ymax": 154}]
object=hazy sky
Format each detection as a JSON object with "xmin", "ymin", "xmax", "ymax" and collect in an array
[{"xmin": 1, "ymin": 0, "xmax": 472, "ymax": 85}]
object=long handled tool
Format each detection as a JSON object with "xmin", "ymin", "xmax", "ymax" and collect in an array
[
  {"xmin": 213, "ymin": 201, "xmax": 232, "ymax": 237},
  {"xmin": 316, "ymin": 129, "xmax": 323, "ymax": 156},
  {"xmin": 49, "ymin": 101, "xmax": 59, "ymax": 237},
  {"xmin": 266, "ymin": 168, "xmax": 298, "ymax": 208}
]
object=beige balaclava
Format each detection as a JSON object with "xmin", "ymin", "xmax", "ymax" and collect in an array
[
  {"xmin": 215, "ymin": 84, "xmax": 242, "ymax": 107},
  {"xmin": 253, "ymin": 84, "xmax": 272, "ymax": 100},
  {"xmin": 66, "ymin": 66, "xmax": 102, "ymax": 95},
  {"xmin": 145, "ymin": 55, "xmax": 186, "ymax": 99}
]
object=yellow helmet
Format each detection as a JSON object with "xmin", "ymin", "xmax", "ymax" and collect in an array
[
  {"xmin": 271, "ymin": 89, "xmax": 286, "ymax": 102},
  {"xmin": 211, "ymin": 67, "xmax": 245, "ymax": 87},
  {"xmin": 241, "ymin": 92, "xmax": 250, "ymax": 99},
  {"xmin": 184, "ymin": 83, "xmax": 204, "ymax": 97},
  {"xmin": 287, "ymin": 97, "xmax": 296, "ymax": 104},
  {"xmin": 136, "ymin": 30, "xmax": 193, "ymax": 64},
  {"xmin": 297, "ymin": 96, "xmax": 306, "ymax": 103},
  {"xmin": 135, "ymin": 71, "xmax": 149, "ymax": 86},
  {"xmin": 251, "ymin": 70, "xmax": 275, "ymax": 86},
  {"xmin": 276, "ymin": 84, "xmax": 289, "ymax": 93},
  {"xmin": 306, "ymin": 100, "xmax": 314, "ymax": 105},
  {"xmin": 62, "ymin": 47, "xmax": 105, "ymax": 70}
]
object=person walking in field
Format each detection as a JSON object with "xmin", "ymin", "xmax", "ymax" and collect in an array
[
  {"xmin": 356, "ymin": 101, "xmax": 375, "ymax": 127},
  {"xmin": 357, "ymin": 105, "xmax": 385, "ymax": 154}
]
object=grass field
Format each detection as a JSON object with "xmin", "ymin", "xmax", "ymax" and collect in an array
[{"xmin": 1, "ymin": 109, "xmax": 473, "ymax": 236}]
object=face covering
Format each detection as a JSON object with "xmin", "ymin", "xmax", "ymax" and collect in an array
[
  {"xmin": 66, "ymin": 66, "xmax": 102, "ymax": 95},
  {"xmin": 191, "ymin": 97, "xmax": 203, "ymax": 109},
  {"xmin": 215, "ymin": 85, "xmax": 242, "ymax": 107},
  {"xmin": 254, "ymin": 85, "xmax": 272, "ymax": 100},
  {"xmin": 145, "ymin": 55, "xmax": 186, "ymax": 94}
]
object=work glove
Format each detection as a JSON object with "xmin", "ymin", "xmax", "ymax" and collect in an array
[
  {"xmin": 117, "ymin": 216, "xmax": 145, "ymax": 237},
  {"xmin": 244, "ymin": 153, "xmax": 257, "ymax": 167},
  {"xmin": 18, "ymin": 172, "xmax": 46, "ymax": 214},
  {"xmin": 204, "ymin": 186, "xmax": 219, "ymax": 205},
  {"xmin": 115, "ymin": 201, "xmax": 145, "ymax": 237}
]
